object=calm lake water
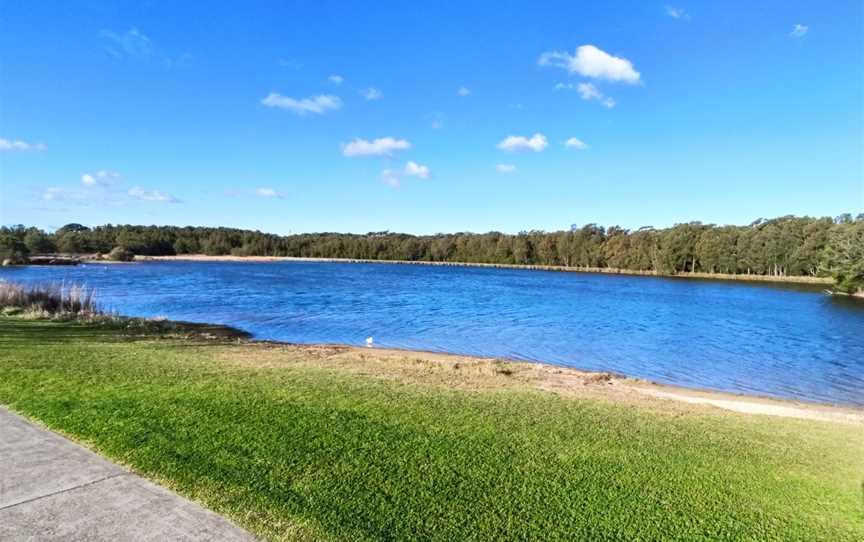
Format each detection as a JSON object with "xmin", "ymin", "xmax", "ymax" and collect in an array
[{"xmin": 3, "ymin": 261, "xmax": 863, "ymax": 406}]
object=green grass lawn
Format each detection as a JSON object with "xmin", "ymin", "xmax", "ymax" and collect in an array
[{"xmin": 1, "ymin": 317, "xmax": 862, "ymax": 541}]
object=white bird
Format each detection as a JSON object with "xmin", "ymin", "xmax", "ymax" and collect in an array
[{"xmin": 365, "ymin": 336, "xmax": 374, "ymax": 347}]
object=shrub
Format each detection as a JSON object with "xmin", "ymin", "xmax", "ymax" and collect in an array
[{"xmin": 108, "ymin": 246, "xmax": 135, "ymax": 262}]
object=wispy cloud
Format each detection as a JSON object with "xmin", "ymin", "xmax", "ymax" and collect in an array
[
  {"xmin": 0, "ymin": 138, "xmax": 46, "ymax": 152},
  {"xmin": 128, "ymin": 186, "xmax": 179, "ymax": 203},
  {"xmin": 577, "ymin": 82, "xmax": 616, "ymax": 108},
  {"xmin": 100, "ymin": 27, "xmax": 154, "ymax": 61},
  {"xmin": 565, "ymin": 137, "xmax": 588, "ymax": 150},
  {"xmin": 38, "ymin": 187, "xmax": 126, "ymax": 208},
  {"xmin": 457, "ymin": 86, "xmax": 471, "ymax": 97},
  {"xmin": 327, "ymin": 74, "xmax": 344, "ymax": 85},
  {"xmin": 81, "ymin": 170, "xmax": 119, "ymax": 187},
  {"xmin": 379, "ymin": 161, "xmax": 431, "ymax": 188},
  {"xmin": 255, "ymin": 187, "xmax": 287, "ymax": 199},
  {"xmin": 278, "ymin": 58, "xmax": 303, "ymax": 69},
  {"xmin": 539, "ymin": 45, "xmax": 641, "ymax": 84},
  {"xmin": 361, "ymin": 87, "xmax": 383, "ymax": 101},
  {"xmin": 790, "ymin": 24, "xmax": 808, "ymax": 38},
  {"xmin": 496, "ymin": 164, "xmax": 517, "ymax": 173},
  {"xmin": 577, "ymin": 82, "xmax": 602, "ymax": 100},
  {"xmin": 497, "ymin": 133, "xmax": 548, "ymax": 152},
  {"xmin": 428, "ymin": 112, "xmax": 445, "ymax": 129},
  {"xmin": 261, "ymin": 93, "xmax": 343, "ymax": 115},
  {"xmin": 100, "ymin": 28, "xmax": 188, "ymax": 68},
  {"xmin": 664, "ymin": 6, "xmax": 689, "ymax": 20},
  {"xmin": 381, "ymin": 169, "xmax": 401, "ymax": 188},
  {"xmin": 41, "ymin": 187, "xmax": 91, "ymax": 204},
  {"xmin": 342, "ymin": 137, "xmax": 411, "ymax": 157},
  {"xmin": 39, "ymin": 170, "xmax": 177, "ymax": 207},
  {"xmin": 554, "ymin": 80, "xmax": 617, "ymax": 108},
  {"xmin": 404, "ymin": 161, "xmax": 430, "ymax": 179}
]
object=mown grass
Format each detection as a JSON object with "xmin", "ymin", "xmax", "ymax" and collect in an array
[{"xmin": 0, "ymin": 317, "xmax": 862, "ymax": 541}]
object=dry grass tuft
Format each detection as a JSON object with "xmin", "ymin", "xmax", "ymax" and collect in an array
[{"xmin": 0, "ymin": 281, "xmax": 100, "ymax": 318}]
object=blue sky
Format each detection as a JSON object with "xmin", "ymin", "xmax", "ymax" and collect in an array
[{"xmin": 1, "ymin": 1, "xmax": 862, "ymax": 234}]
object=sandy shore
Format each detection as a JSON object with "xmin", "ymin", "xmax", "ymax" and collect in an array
[
  {"xmin": 225, "ymin": 339, "xmax": 863, "ymax": 425},
  {"xmin": 136, "ymin": 254, "xmax": 833, "ymax": 285}
]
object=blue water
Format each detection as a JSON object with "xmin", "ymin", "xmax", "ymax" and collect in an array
[{"xmin": 2, "ymin": 261, "xmax": 863, "ymax": 406}]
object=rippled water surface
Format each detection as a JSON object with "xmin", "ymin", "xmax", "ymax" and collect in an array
[{"xmin": 3, "ymin": 261, "xmax": 863, "ymax": 406}]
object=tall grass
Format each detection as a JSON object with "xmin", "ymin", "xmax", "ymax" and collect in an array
[{"xmin": 0, "ymin": 281, "xmax": 100, "ymax": 317}]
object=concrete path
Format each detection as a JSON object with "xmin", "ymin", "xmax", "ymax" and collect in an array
[{"xmin": 0, "ymin": 407, "xmax": 256, "ymax": 541}]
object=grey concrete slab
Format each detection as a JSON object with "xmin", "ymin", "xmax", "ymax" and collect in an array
[
  {"xmin": 0, "ymin": 407, "xmax": 256, "ymax": 541},
  {"xmin": 0, "ymin": 409, "xmax": 123, "ymax": 508}
]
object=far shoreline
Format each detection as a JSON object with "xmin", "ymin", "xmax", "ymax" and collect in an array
[{"xmin": 132, "ymin": 254, "xmax": 835, "ymax": 286}]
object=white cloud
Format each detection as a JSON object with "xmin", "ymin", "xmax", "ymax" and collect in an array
[
  {"xmin": 81, "ymin": 170, "xmax": 119, "ymax": 187},
  {"xmin": 790, "ymin": 24, "xmax": 808, "ymax": 38},
  {"xmin": 0, "ymin": 138, "xmax": 46, "ymax": 152},
  {"xmin": 457, "ymin": 86, "xmax": 471, "ymax": 96},
  {"xmin": 100, "ymin": 27, "xmax": 153, "ymax": 61},
  {"xmin": 342, "ymin": 137, "xmax": 411, "ymax": 157},
  {"xmin": 328, "ymin": 74, "xmax": 344, "ymax": 85},
  {"xmin": 577, "ymin": 82, "xmax": 602, "ymax": 100},
  {"xmin": 379, "ymin": 162, "xmax": 430, "ymax": 187},
  {"xmin": 128, "ymin": 186, "xmax": 179, "ymax": 203},
  {"xmin": 40, "ymin": 177, "xmax": 176, "ymax": 207},
  {"xmin": 665, "ymin": 6, "xmax": 689, "ymax": 20},
  {"xmin": 381, "ymin": 169, "xmax": 401, "ymax": 188},
  {"xmin": 539, "ymin": 45, "xmax": 641, "ymax": 84},
  {"xmin": 497, "ymin": 133, "xmax": 548, "ymax": 152},
  {"xmin": 362, "ymin": 87, "xmax": 383, "ymax": 101},
  {"xmin": 261, "ymin": 93, "xmax": 343, "ymax": 115},
  {"xmin": 496, "ymin": 164, "xmax": 516, "ymax": 173},
  {"xmin": 570, "ymin": 82, "xmax": 617, "ymax": 108},
  {"xmin": 565, "ymin": 137, "xmax": 588, "ymax": 150},
  {"xmin": 554, "ymin": 81, "xmax": 617, "ymax": 108},
  {"xmin": 404, "ymin": 161, "xmax": 430, "ymax": 179},
  {"xmin": 255, "ymin": 187, "xmax": 286, "ymax": 199}
]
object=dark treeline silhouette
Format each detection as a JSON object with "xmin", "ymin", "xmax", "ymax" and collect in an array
[{"xmin": 1, "ymin": 214, "xmax": 863, "ymax": 292}]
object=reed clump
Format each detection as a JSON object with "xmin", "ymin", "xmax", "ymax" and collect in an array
[{"xmin": 0, "ymin": 281, "xmax": 101, "ymax": 318}]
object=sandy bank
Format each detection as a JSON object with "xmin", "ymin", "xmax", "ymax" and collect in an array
[
  {"xmin": 228, "ymin": 341, "xmax": 863, "ymax": 425},
  {"xmin": 136, "ymin": 255, "xmax": 833, "ymax": 285}
]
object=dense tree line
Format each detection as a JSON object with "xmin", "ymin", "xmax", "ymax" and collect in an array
[{"xmin": 2, "ymin": 214, "xmax": 863, "ymax": 293}]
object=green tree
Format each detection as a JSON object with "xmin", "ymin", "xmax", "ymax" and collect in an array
[
  {"xmin": 695, "ymin": 227, "xmax": 738, "ymax": 274},
  {"xmin": 0, "ymin": 233, "xmax": 30, "ymax": 264},
  {"xmin": 655, "ymin": 223, "xmax": 704, "ymax": 273},
  {"xmin": 821, "ymin": 221, "xmax": 864, "ymax": 294},
  {"xmin": 23, "ymin": 229, "xmax": 56, "ymax": 254}
]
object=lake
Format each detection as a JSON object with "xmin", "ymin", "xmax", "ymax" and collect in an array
[{"xmin": 2, "ymin": 260, "xmax": 863, "ymax": 406}]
